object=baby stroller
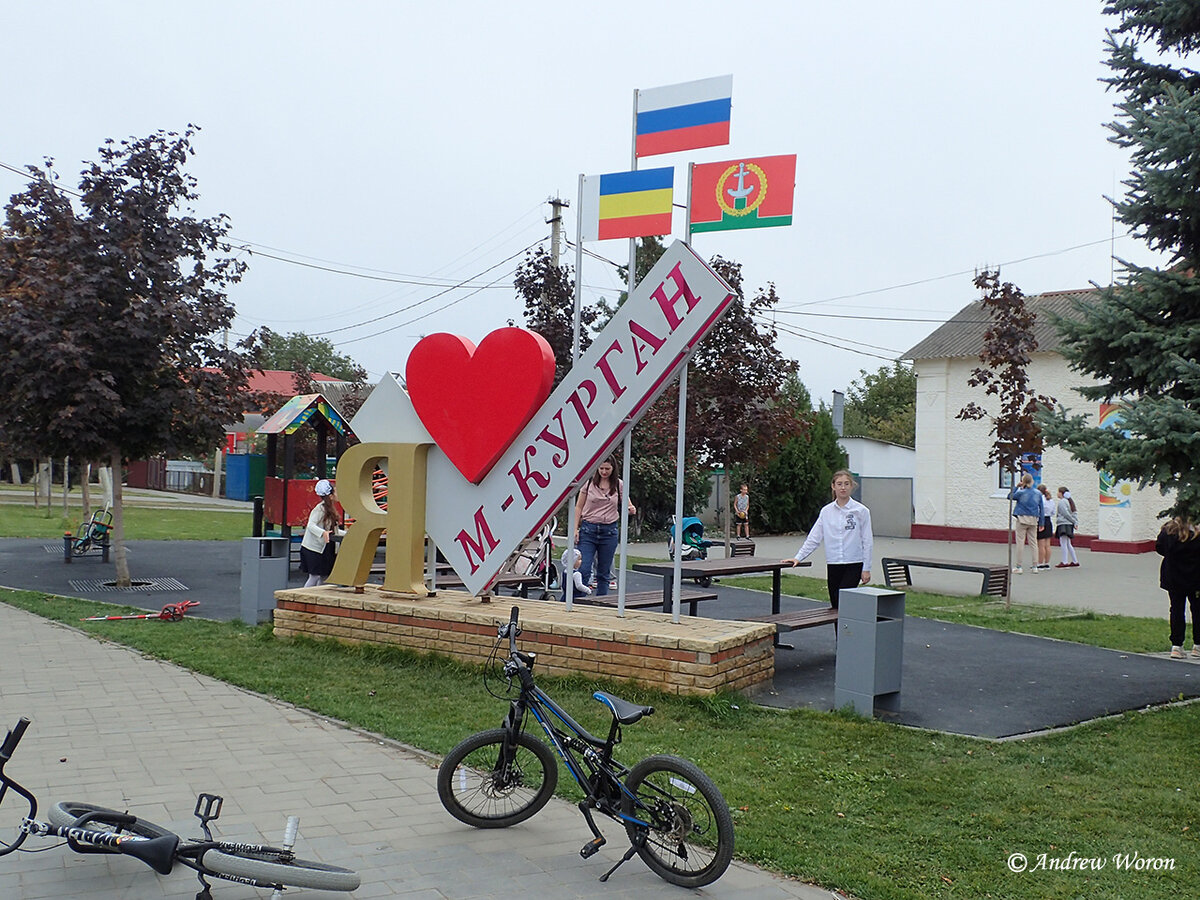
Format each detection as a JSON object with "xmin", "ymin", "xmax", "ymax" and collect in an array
[
  {"xmin": 496, "ymin": 518, "xmax": 559, "ymax": 601},
  {"xmin": 668, "ymin": 516, "xmax": 715, "ymax": 586}
]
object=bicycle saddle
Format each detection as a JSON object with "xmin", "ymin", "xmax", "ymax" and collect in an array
[{"xmin": 593, "ymin": 691, "xmax": 655, "ymax": 725}]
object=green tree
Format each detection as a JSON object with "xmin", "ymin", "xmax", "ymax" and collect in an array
[
  {"xmin": 255, "ymin": 329, "xmax": 365, "ymax": 382},
  {"xmin": 734, "ymin": 373, "xmax": 846, "ymax": 533},
  {"xmin": 0, "ymin": 128, "xmax": 255, "ymax": 584},
  {"xmin": 842, "ymin": 363, "xmax": 916, "ymax": 447},
  {"xmin": 1041, "ymin": 0, "xmax": 1200, "ymax": 521}
]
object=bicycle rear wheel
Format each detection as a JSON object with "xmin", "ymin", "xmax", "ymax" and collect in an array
[
  {"xmin": 621, "ymin": 755, "xmax": 734, "ymax": 888},
  {"xmin": 47, "ymin": 802, "xmax": 173, "ymax": 840},
  {"xmin": 438, "ymin": 728, "xmax": 558, "ymax": 828},
  {"xmin": 202, "ymin": 848, "xmax": 360, "ymax": 891}
]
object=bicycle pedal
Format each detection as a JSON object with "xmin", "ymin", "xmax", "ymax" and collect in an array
[
  {"xmin": 579, "ymin": 836, "xmax": 606, "ymax": 859},
  {"xmin": 194, "ymin": 793, "xmax": 223, "ymax": 821}
]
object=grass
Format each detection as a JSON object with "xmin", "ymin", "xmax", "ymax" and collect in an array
[
  {"xmin": 2, "ymin": 586, "xmax": 1197, "ymax": 900},
  {"xmin": 728, "ymin": 571, "xmax": 1169, "ymax": 654},
  {"xmin": 0, "ymin": 502, "xmax": 251, "ymax": 541}
]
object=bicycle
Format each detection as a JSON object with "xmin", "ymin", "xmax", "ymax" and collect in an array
[
  {"xmin": 0, "ymin": 716, "xmax": 360, "ymax": 898},
  {"xmin": 437, "ymin": 606, "xmax": 735, "ymax": 887},
  {"xmin": 71, "ymin": 506, "xmax": 113, "ymax": 556}
]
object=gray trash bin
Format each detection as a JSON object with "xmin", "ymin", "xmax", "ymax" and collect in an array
[
  {"xmin": 240, "ymin": 537, "xmax": 289, "ymax": 624},
  {"xmin": 834, "ymin": 586, "xmax": 905, "ymax": 717}
]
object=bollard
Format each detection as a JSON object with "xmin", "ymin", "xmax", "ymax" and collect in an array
[{"xmin": 63, "ymin": 532, "xmax": 72, "ymax": 564}]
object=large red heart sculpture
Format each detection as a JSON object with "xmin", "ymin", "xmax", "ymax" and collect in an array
[{"xmin": 406, "ymin": 328, "xmax": 556, "ymax": 484}]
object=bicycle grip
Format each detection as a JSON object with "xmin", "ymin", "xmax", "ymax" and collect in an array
[
  {"xmin": 0, "ymin": 717, "xmax": 30, "ymax": 762},
  {"xmin": 508, "ymin": 605, "xmax": 520, "ymax": 651}
]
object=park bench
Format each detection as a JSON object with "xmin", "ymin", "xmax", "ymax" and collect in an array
[
  {"xmin": 881, "ymin": 556, "xmax": 1009, "ymax": 597},
  {"xmin": 741, "ymin": 603, "xmax": 838, "ymax": 650},
  {"xmin": 577, "ymin": 588, "xmax": 718, "ymax": 617},
  {"xmin": 729, "ymin": 539, "xmax": 756, "ymax": 557}
]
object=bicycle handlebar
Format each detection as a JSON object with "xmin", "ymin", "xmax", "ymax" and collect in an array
[
  {"xmin": 0, "ymin": 717, "xmax": 30, "ymax": 764},
  {"xmin": 507, "ymin": 606, "xmax": 520, "ymax": 654}
]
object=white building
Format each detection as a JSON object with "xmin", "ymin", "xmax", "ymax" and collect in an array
[{"xmin": 904, "ymin": 289, "xmax": 1162, "ymax": 553}]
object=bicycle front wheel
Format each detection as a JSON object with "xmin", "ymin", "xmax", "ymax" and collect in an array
[
  {"xmin": 202, "ymin": 848, "xmax": 360, "ymax": 891},
  {"xmin": 47, "ymin": 801, "xmax": 173, "ymax": 840},
  {"xmin": 437, "ymin": 728, "xmax": 558, "ymax": 828},
  {"xmin": 622, "ymin": 755, "xmax": 735, "ymax": 888}
]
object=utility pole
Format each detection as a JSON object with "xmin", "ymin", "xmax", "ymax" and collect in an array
[{"xmin": 547, "ymin": 196, "xmax": 569, "ymax": 267}]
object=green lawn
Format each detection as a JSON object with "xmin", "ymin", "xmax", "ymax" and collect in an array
[
  {"xmin": 1, "ymin": 586, "xmax": 1195, "ymax": 900},
  {"xmin": 0, "ymin": 502, "xmax": 251, "ymax": 541}
]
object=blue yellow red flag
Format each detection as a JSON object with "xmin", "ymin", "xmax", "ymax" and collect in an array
[{"xmin": 580, "ymin": 167, "xmax": 674, "ymax": 242}]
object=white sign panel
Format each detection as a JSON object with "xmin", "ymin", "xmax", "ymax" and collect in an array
[{"xmin": 425, "ymin": 240, "xmax": 734, "ymax": 595}]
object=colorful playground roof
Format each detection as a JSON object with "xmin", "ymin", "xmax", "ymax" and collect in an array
[{"xmin": 256, "ymin": 393, "xmax": 354, "ymax": 437}]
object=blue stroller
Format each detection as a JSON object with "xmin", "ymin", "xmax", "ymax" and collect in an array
[{"xmin": 668, "ymin": 516, "xmax": 716, "ymax": 586}]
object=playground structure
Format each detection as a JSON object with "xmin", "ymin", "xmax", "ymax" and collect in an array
[{"xmin": 255, "ymin": 394, "xmax": 354, "ymax": 540}]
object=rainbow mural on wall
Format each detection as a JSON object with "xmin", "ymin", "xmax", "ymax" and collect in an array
[{"xmin": 1098, "ymin": 403, "xmax": 1133, "ymax": 508}]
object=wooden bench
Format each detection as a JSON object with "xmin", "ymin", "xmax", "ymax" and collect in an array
[
  {"xmin": 578, "ymin": 588, "xmax": 718, "ymax": 617},
  {"xmin": 741, "ymin": 604, "xmax": 838, "ymax": 649},
  {"xmin": 882, "ymin": 556, "xmax": 1009, "ymax": 597},
  {"xmin": 729, "ymin": 539, "xmax": 756, "ymax": 557}
]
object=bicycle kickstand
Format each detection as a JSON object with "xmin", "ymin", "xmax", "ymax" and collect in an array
[{"xmin": 598, "ymin": 842, "xmax": 641, "ymax": 883}]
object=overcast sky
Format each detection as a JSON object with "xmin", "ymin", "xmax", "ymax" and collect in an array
[{"xmin": 1, "ymin": 1, "xmax": 1161, "ymax": 406}]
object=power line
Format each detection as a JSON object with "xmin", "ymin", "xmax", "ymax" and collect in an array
[
  {"xmin": 775, "ymin": 235, "xmax": 1131, "ymax": 311},
  {"xmin": 318, "ymin": 238, "xmax": 544, "ymax": 336}
]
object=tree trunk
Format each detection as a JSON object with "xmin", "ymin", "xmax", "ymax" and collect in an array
[
  {"xmin": 110, "ymin": 450, "xmax": 132, "ymax": 587},
  {"xmin": 61, "ymin": 456, "xmax": 69, "ymax": 518}
]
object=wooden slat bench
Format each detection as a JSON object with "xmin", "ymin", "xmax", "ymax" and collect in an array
[
  {"xmin": 578, "ymin": 588, "xmax": 718, "ymax": 617},
  {"xmin": 741, "ymin": 605, "xmax": 838, "ymax": 649},
  {"xmin": 882, "ymin": 556, "xmax": 1009, "ymax": 597}
]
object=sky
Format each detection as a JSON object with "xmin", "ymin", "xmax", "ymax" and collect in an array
[{"xmin": 0, "ymin": 1, "xmax": 1164, "ymax": 407}]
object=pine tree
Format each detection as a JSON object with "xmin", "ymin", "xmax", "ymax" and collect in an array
[{"xmin": 1041, "ymin": 1, "xmax": 1200, "ymax": 520}]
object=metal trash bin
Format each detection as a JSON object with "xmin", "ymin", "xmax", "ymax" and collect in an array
[
  {"xmin": 240, "ymin": 537, "xmax": 289, "ymax": 625},
  {"xmin": 834, "ymin": 586, "xmax": 905, "ymax": 717}
]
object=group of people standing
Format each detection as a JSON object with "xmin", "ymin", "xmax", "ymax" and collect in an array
[{"xmin": 1007, "ymin": 474, "xmax": 1080, "ymax": 574}]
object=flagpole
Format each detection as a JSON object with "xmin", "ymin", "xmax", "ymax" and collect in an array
[
  {"xmin": 614, "ymin": 88, "xmax": 642, "ymax": 616},
  {"xmin": 565, "ymin": 173, "xmax": 585, "ymax": 612}
]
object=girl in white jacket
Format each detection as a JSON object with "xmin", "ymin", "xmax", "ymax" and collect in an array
[{"xmin": 782, "ymin": 470, "xmax": 873, "ymax": 608}]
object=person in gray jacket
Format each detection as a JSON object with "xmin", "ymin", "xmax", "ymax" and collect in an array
[{"xmin": 1054, "ymin": 487, "xmax": 1080, "ymax": 568}]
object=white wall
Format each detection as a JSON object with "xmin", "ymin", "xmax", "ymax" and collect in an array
[
  {"xmin": 840, "ymin": 437, "xmax": 915, "ymax": 479},
  {"xmin": 913, "ymin": 352, "xmax": 1166, "ymax": 543}
]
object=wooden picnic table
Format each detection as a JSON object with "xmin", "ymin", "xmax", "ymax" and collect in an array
[{"xmin": 631, "ymin": 556, "xmax": 811, "ymax": 617}]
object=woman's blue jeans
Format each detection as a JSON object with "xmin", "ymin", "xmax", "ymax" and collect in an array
[{"xmin": 578, "ymin": 520, "xmax": 619, "ymax": 596}]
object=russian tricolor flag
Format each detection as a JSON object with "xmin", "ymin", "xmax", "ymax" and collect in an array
[{"xmin": 635, "ymin": 75, "xmax": 733, "ymax": 158}]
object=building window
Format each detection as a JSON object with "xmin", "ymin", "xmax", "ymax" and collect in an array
[{"xmin": 998, "ymin": 467, "xmax": 1014, "ymax": 490}]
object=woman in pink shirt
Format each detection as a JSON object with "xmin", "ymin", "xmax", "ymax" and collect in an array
[{"xmin": 574, "ymin": 456, "xmax": 636, "ymax": 597}]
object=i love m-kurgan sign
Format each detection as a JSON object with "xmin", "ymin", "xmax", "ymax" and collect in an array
[{"xmin": 328, "ymin": 240, "xmax": 734, "ymax": 597}]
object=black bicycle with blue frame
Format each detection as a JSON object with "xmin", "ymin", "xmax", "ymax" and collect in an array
[{"xmin": 437, "ymin": 606, "xmax": 734, "ymax": 887}]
